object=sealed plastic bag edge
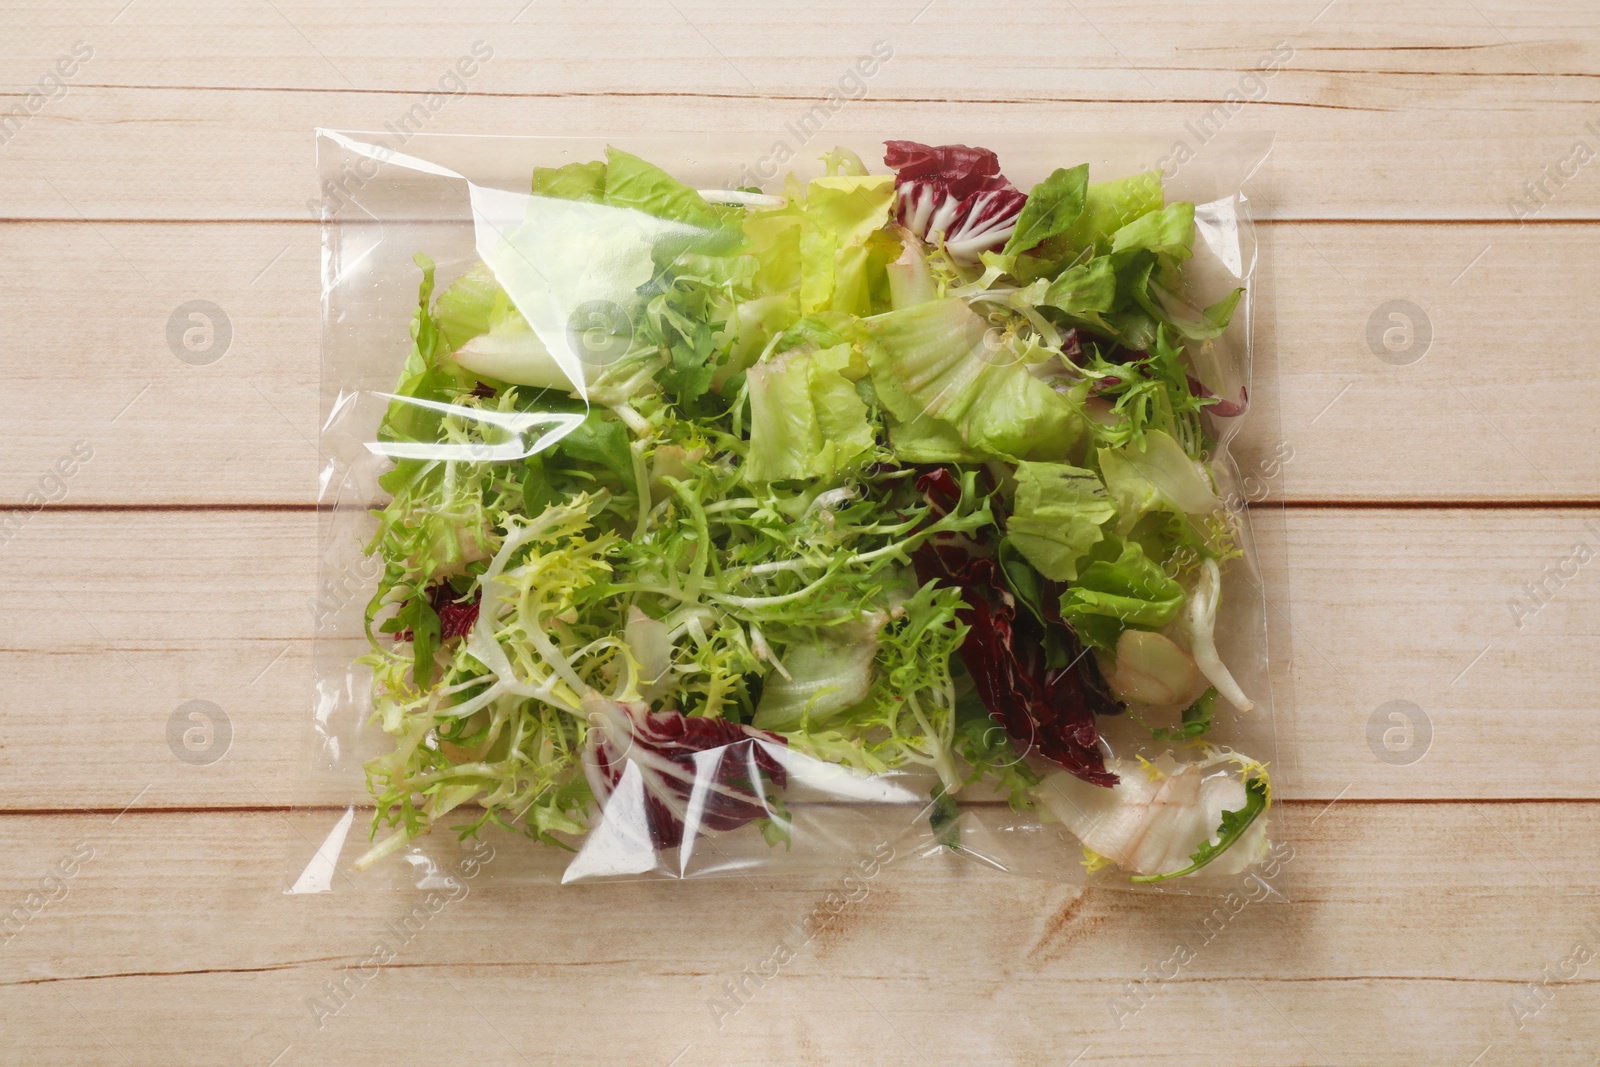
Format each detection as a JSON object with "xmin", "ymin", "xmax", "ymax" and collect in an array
[{"xmin": 290, "ymin": 129, "xmax": 1292, "ymax": 898}]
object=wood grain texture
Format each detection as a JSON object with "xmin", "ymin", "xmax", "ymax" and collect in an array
[
  {"xmin": 3, "ymin": 1, "xmax": 1598, "ymax": 1063},
  {"xmin": 0, "ymin": 804, "xmax": 1597, "ymax": 1066},
  {"xmin": 4, "ymin": 220, "xmax": 1597, "ymax": 505},
  {"xmin": 0, "ymin": 1, "xmax": 1599, "ymax": 220}
]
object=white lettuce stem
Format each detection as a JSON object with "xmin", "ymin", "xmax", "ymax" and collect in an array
[
  {"xmin": 906, "ymin": 692, "xmax": 960, "ymax": 792},
  {"xmin": 1187, "ymin": 558, "xmax": 1255, "ymax": 712},
  {"xmin": 630, "ymin": 439, "xmax": 651, "ymax": 542}
]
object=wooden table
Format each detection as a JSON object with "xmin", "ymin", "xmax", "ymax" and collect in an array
[{"xmin": 4, "ymin": 2, "xmax": 1598, "ymax": 1063}]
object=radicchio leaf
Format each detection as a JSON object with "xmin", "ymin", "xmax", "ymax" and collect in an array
[
  {"xmin": 911, "ymin": 469, "xmax": 1119, "ymax": 787},
  {"xmin": 582, "ymin": 695, "xmax": 788, "ymax": 850},
  {"xmin": 396, "ymin": 583, "xmax": 481, "ymax": 642},
  {"xmin": 884, "ymin": 140, "xmax": 1027, "ymax": 263},
  {"xmin": 433, "ymin": 584, "xmax": 482, "ymax": 640},
  {"xmin": 883, "ymin": 141, "xmax": 1007, "ymax": 197}
]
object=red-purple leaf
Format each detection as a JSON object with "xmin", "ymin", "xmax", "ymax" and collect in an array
[
  {"xmin": 396, "ymin": 583, "xmax": 480, "ymax": 642},
  {"xmin": 583, "ymin": 696, "xmax": 788, "ymax": 850},
  {"xmin": 884, "ymin": 141, "xmax": 1026, "ymax": 263},
  {"xmin": 883, "ymin": 140, "xmax": 1007, "ymax": 198},
  {"xmin": 432, "ymin": 584, "xmax": 481, "ymax": 640},
  {"xmin": 912, "ymin": 469, "xmax": 1119, "ymax": 788}
]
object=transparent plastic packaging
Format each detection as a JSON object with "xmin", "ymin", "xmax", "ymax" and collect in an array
[{"xmin": 290, "ymin": 129, "xmax": 1287, "ymax": 896}]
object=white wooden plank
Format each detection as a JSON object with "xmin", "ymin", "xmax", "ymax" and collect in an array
[
  {"xmin": 0, "ymin": 802, "xmax": 1595, "ymax": 1065},
  {"xmin": 0, "ymin": 0, "xmax": 1598, "ymax": 219}
]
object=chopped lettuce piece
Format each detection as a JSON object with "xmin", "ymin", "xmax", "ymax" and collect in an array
[
  {"xmin": 1059, "ymin": 540, "xmax": 1185, "ymax": 650},
  {"xmin": 799, "ymin": 177, "xmax": 897, "ymax": 314},
  {"xmin": 743, "ymin": 344, "xmax": 874, "ymax": 483},
  {"xmin": 886, "ymin": 236, "xmax": 939, "ymax": 309},
  {"xmin": 1059, "ymin": 170, "xmax": 1165, "ymax": 254},
  {"xmin": 1040, "ymin": 256, "xmax": 1118, "ymax": 320},
  {"xmin": 1004, "ymin": 462, "xmax": 1116, "ymax": 581},
  {"xmin": 435, "ymin": 261, "xmax": 508, "ymax": 352},
  {"xmin": 1110, "ymin": 201, "xmax": 1196, "ymax": 265},
  {"xmin": 745, "ymin": 206, "xmax": 804, "ymax": 296},
  {"xmin": 753, "ymin": 624, "xmax": 879, "ymax": 731},
  {"xmin": 602, "ymin": 146, "xmax": 725, "ymax": 229},
  {"xmin": 805, "ymin": 175, "xmax": 896, "ymax": 246},
  {"xmin": 1003, "ymin": 164, "xmax": 1088, "ymax": 255},
  {"xmin": 532, "ymin": 159, "xmax": 608, "ymax": 202},
  {"xmin": 862, "ymin": 297, "xmax": 1086, "ymax": 462},
  {"xmin": 1098, "ymin": 429, "xmax": 1221, "ymax": 533}
]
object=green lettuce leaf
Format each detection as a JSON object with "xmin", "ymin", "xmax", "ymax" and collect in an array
[
  {"xmin": 805, "ymin": 175, "xmax": 896, "ymax": 246},
  {"xmin": 433, "ymin": 262, "xmax": 499, "ymax": 352},
  {"xmin": 1004, "ymin": 164, "xmax": 1088, "ymax": 255},
  {"xmin": 1059, "ymin": 540, "xmax": 1184, "ymax": 650},
  {"xmin": 743, "ymin": 343, "xmax": 874, "ymax": 483},
  {"xmin": 377, "ymin": 254, "xmax": 471, "ymax": 464},
  {"xmin": 602, "ymin": 146, "xmax": 725, "ymax": 229},
  {"xmin": 862, "ymin": 297, "xmax": 1086, "ymax": 462},
  {"xmin": 718, "ymin": 294, "xmax": 799, "ymax": 385},
  {"xmin": 556, "ymin": 410, "xmax": 636, "ymax": 489},
  {"xmin": 1005, "ymin": 462, "xmax": 1116, "ymax": 581},
  {"xmin": 1098, "ymin": 429, "xmax": 1220, "ymax": 533},
  {"xmin": 378, "ymin": 592, "xmax": 441, "ymax": 687},
  {"xmin": 745, "ymin": 207, "xmax": 803, "ymax": 296},
  {"xmin": 532, "ymin": 160, "xmax": 608, "ymax": 202},
  {"xmin": 1041, "ymin": 256, "xmax": 1117, "ymax": 320},
  {"xmin": 796, "ymin": 177, "xmax": 896, "ymax": 314},
  {"xmin": 1110, "ymin": 201, "xmax": 1196, "ymax": 265},
  {"xmin": 1133, "ymin": 272, "xmax": 1245, "ymax": 343},
  {"xmin": 1057, "ymin": 170, "xmax": 1165, "ymax": 256},
  {"xmin": 753, "ymin": 627, "xmax": 878, "ymax": 731},
  {"xmin": 433, "ymin": 260, "xmax": 545, "ymax": 357}
]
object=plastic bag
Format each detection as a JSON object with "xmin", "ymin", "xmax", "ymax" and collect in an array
[{"xmin": 290, "ymin": 129, "xmax": 1287, "ymax": 896}]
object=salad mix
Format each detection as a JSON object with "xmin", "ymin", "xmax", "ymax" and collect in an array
[{"xmin": 353, "ymin": 140, "xmax": 1271, "ymax": 883}]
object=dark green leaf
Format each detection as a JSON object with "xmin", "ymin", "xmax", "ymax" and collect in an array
[
  {"xmin": 1004, "ymin": 164, "xmax": 1089, "ymax": 256},
  {"xmin": 955, "ymin": 710, "xmax": 1042, "ymax": 803},
  {"xmin": 659, "ymin": 316, "xmax": 718, "ymax": 411},
  {"xmin": 556, "ymin": 410, "xmax": 635, "ymax": 488},
  {"xmin": 997, "ymin": 538, "xmax": 1047, "ymax": 626},
  {"xmin": 929, "ymin": 783, "xmax": 961, "ymax": 849},
  {"xmin": 383, "ymin": 595, "xmax": 441, "ymax": 689},
  {"xmin": 1150, "ymin": 687, "xmax": 1216, "ymax": 742},
  {"xmin": 521, "ymin": 453, "xmax": 556, "ymax": 514}
]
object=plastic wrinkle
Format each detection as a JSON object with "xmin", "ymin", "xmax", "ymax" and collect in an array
[{"xmin": 582, "ymin": 693, "xmax": 787, "ymax": 850}]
